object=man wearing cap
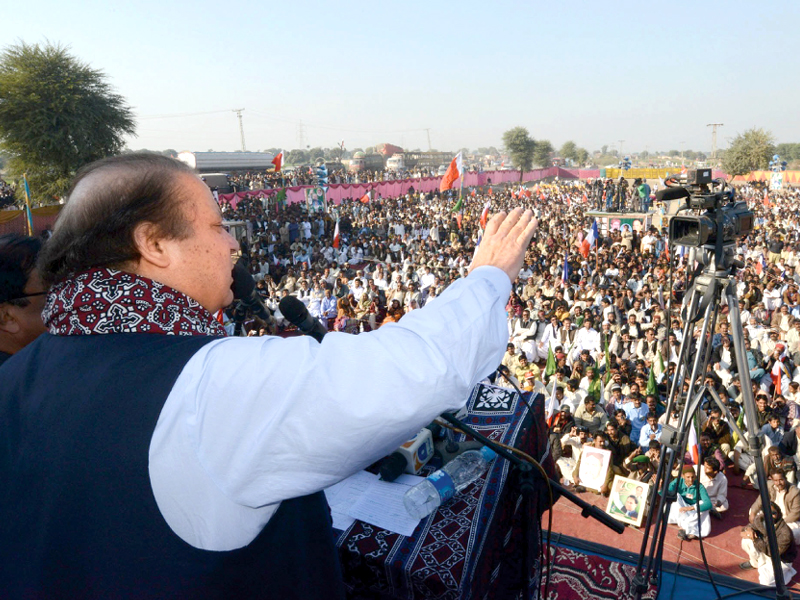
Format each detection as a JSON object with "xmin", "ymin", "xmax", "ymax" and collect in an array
[{"xmin": 0, "ymin": 234, "xmax": 47, "ymax": 367}]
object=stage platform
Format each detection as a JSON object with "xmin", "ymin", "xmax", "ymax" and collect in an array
[{"xmin": 544, "ymin": 467, "xmax": 800, "ymax": 598}]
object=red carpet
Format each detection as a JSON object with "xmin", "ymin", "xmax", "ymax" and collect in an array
[{"xmin": 544, "ymin": 471, "xmax": 800, "ymax": 593}]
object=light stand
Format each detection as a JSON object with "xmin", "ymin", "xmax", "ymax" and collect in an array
[{"xmin": 631, "ymin": 202, "xmax": 791, "ymax": 599}]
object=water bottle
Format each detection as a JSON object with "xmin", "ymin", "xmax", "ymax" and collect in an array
[{"xmin": 403, "ymin": 446, "xmax": 497, "ymax": 519}]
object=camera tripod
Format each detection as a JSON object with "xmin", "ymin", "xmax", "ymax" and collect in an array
[{"xmin": 631, "ymin": 244, "xmax": 792, "ymax": 600}]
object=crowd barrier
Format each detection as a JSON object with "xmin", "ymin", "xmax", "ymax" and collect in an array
[
  {"xmin": 218, "ymin": 167, "xmax": 592, "ymax": 208},
  {"xmin": 0, "ymin": 206, "xmax": 61, "ymax": 236}
]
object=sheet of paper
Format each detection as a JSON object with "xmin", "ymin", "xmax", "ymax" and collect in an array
[
  {"xmin": 347, "ymin": 473, "xmax": 426, "ymax": 537},
  {"xmin": 324, "ymin": 470, "xmax": 378, "ymax": 531}
]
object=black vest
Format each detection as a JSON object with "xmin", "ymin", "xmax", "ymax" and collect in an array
[{"xmin": 0, "ymin": 333, "xmax": 343, "ymax": 599}]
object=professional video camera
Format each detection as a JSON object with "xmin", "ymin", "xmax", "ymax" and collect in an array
[{"xmin": 658, "ymin": 169, "xmax": 754, "ymax": 248}]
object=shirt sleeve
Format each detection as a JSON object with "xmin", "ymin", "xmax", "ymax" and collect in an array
[{"xmin": 158, "ymin": 266, "xmax": 511, "ymax": 508}]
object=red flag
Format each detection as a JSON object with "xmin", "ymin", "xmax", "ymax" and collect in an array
[
  {"xmin": 272, "ymin": 150, "xmax": 283, "ymax": 173},
  {"xmin": 455, "ymin": 212, "xmax": 463, "ymax": 229},
  {"xmin": 480, "ymin": 201, "xmax": 491, "ymax": 229},
  {"xmin": 524, "ymin": 188, "xmax": 532, "ymax": 198},
  {"xmin": 215, "ymin": 309, "xmax": 224, "ymax": 324},
  {"xmin": 360, "ymin": 190, "xmax": 371, "ymax": 204},
  {"xmin": 763, "ymin": 189, "xmax": 770, "ymax": 207},
  {"xmin": 487, "ymin": 187, "xmax": 493, "ymax": 196},
  {"xmin": 582, "ymin": 193, "xmax": 589, "ymax": 204},
  {"xmin": 332, "ymin": 220, "xmax": 340, "ymax": 249},
  {"xmin": 439, "ymin": 152, "xmax": 463, "ymax": 192},
  {"xmin": 471, "ymin": 188, "xmax": 476, "ymax": 196}
]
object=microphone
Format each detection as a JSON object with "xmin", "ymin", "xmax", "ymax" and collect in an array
[
  {"xmin": 655, "ymin": 186, "xmax": 690, "ymax": 203},
  {"xmin": 279, "ymin": 295, "xmax": 327, "ymax": 343}
]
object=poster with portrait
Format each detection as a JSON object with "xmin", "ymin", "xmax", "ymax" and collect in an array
[
  {"xmin": 606, "ymin": 475, "xmax": 649, "ymax": 528},
  {"xmin": 305, "ymin": 187, "xmax": 327, "ymax": 214},
  {"xmin": 577, "ymin": 446, "xmax": 611, "ymax": 492}
]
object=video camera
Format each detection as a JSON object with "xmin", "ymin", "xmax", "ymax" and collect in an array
[{"xmin": 659, "ymin": 169, "xmax": 753, "ymax": 248}]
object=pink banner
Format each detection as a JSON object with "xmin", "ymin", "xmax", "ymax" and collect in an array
[{"xmin": 218, "ymin": 168, "xmax": 584, "ymax": 207}]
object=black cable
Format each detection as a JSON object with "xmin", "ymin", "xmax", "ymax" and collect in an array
[
  {"xmin": 715, "ymin": 585, "xmax": 777, "ymax": 600},
  {"xmin": 498, "ymin": 369, "xmax": 536, "ymax": 417}
]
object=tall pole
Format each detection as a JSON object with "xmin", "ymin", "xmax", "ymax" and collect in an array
[
  {"xmin": 618, "ymin": 140, "xmax": 625, "ymax": 160},
  {"xmin": 233, "ymin": 108, "xmax": 246, "ymax": 152},
  {"xmin": 706, "ymin": 123, "xmax": 724, "ymax": 160},
  {"xmin": 425, "ymin": 128, "xmax": 432, "ymax": 152}
]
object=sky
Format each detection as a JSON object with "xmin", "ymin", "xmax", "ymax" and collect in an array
[{"xmin": 3, "ymin": 0, "xmax": 799, "ymax": 156}]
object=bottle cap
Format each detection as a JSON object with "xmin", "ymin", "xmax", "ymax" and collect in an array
[{"xmin": 479, "ymin": 446, "xmax": 497, "ymax": 462}]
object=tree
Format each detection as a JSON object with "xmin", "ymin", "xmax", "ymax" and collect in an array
[
  {"xmin": 287, "ymin": 149, "xmax": 309, "ymax": 165},
  {"xmin": 0, "ymin": 42, "xmax": 135, "ymax": 202},
  {"xmin": 533, "ymin": 140, "xmax": 554, "ymax": 167},
  {"xmin": 502, "ymin": 126, "xmax": 536, "ymax": 173},
  {"xmin": 560, "ymin": 141, "xmax": 578, "ymax": 162},
  {"xmin": 308, "ymin": 147, "xmax": 325, "ymax": 160},
  {"xmin": 575, "ymin": 148, "xmax": 589, "ymax": 166},
  {"xmin": 722, "ymin": 128, "xmax": 775, "ymax": 176},
  {"xmin": 601, "ymin": 145, "xmax": 608, "ymax": 155}
]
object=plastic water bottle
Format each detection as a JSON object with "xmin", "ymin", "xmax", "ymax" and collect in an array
[{"xmin": 403, "ymin": 446, "xmax": 497, "ymax": 519}]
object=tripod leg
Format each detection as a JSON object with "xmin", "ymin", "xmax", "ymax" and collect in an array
[{"xmin": 726, "ymin": 287, "xmax": 792, "ymax": 599}]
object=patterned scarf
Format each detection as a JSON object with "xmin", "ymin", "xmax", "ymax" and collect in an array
[{"xmin": 43, "ymin": 267, "xmax": 227, "ymax": 337}]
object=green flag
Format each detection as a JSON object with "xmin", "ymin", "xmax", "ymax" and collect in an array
[
  {"xmin": 451, "ymin": 196, "xmax": 463, "ymax": 212},
  {"xmin": 653, "ymin": 349, "xmax": 665, "ymax": 383},
  {"xmin": 588, "ymin": 369, "xmax": 602, "ymax": 397},
  {"xmin": 545, "ymin": 345, "xmax": 556, "ymax": 380},
  {"xmin": 646, "ymin": 366, "xmax": 657, "ymax": 397},
  {"xmin": 275, "ymin": 188, "xmax": 287, "ymax": 209}
]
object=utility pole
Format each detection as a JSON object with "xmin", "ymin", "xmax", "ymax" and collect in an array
[
  {"xmin": 297, "ymin": 120, "xmax": 306, "ymax": 150},
  {"xmin": 424, "ymin": 128, "xmax": 432, "ymax": 152},
  {"xmin": 618, "ymin": 140, "xmax": 625, "ymax": 158},
  {"xmin": 706, "ymin": 123, "xmax": 724, "ymax": 159},
  {"xmin": 232, "ymin": 109, "xmax": 246, "ymax": 152}
]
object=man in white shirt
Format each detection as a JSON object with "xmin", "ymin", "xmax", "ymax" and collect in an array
[
  {"xmin": 0, "ymin": 153, "xmax": 540, "ymax": 597},
  {"xmin": 701, "ymin": 457, "xmax": 729, "ymax": 518}
]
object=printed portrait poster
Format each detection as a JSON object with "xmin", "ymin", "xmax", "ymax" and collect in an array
[
  {"xmin": 577, "ymin": 446, "xmax": 611, "ymax": 492},
  {"xmin": 305, "ymin": 187, "xmax": 327, "ymax": 214},
  {"xmin": 606, "ymin": 475, "xmax": 650, "ymax": 527}
]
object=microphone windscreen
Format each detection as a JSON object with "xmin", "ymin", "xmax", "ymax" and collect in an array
[
  {"xmin": 655, "ymin": 187, "xmax": 690, "ymax": 203},
  {"xmin": 279, "ymin": 295, "xmax": 308, "ymax": 325},
  {"xmin": 231, "ymin": 258, "xmax": 256, "ymax": 300}
]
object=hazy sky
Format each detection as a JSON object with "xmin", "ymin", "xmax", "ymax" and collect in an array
[{"xmin": 4, "ymin": 0, "xmax": 798, "ymax": 155}]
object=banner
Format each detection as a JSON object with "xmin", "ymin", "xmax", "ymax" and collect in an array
[{"xmin": 304, "ymin": 186, "xmax": 327, "ymax": 213}]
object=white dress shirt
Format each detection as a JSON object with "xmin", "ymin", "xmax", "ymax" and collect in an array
[{"xmin": 148, "ymin": 266, "xmax": 510, "ymax": 551}]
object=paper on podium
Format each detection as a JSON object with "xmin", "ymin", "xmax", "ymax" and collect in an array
[
  {"xmin": 325, "ymin": 470, "xmax": 378, "ymax": 531},
  {"xmin": 347, "ymin": 473, "xmax": 426, "ymax": 537}
]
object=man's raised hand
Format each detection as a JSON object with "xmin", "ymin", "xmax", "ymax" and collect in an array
[{"xmin": 469, "ymin": 208, "xmax": 536, "ymax": 282}]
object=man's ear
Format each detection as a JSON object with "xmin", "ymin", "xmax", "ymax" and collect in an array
[
  {"xmin": 0, "ymin": 305, "xmax": 20, "ymax": 335},
  {"xmin": 132, "ymin": 222, "xmax": 172, "ymax": 269}
]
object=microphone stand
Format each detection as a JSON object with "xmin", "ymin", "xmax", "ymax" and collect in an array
[{"xmin": 440, "ymin": 410, "xmax": 624, "ymax": 600}]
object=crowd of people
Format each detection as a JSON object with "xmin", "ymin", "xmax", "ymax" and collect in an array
[
  {"xmin": 225, "ymin": 165, "xmax": 444, "ymax": 192},
  {"xmin": 218, "ymin": 173, "xmax": 800, "ymax": 576},
  {"xmin": 0, "ymin": 178, "xmax": 16, "ymax": 208}
]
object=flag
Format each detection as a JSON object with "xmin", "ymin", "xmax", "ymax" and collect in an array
[
  {"xmin": 756, "ymin": 253, "xmax": 766, "ymax": 276},
  {"xmin": 545, "ymin": 382, "xmax": 560, "ymax": 426},
  {"xmin": 582, "ymin": 193, "xmax": 589, "ymax": 204},
  {"xmin": 439, "ymin": 152, "xmax": 463, "ymax": 192},
  {"xmin": 588, "ymin": 370, "xmax": 602, "ymax": 398},
  {"xmin": 332, "ymin": 220, "xmax": 341, "ymax": 249},
  {"xmin": 272, "ymin": 150, "xmax": 283, "ymax": 173},
  {"xmin": 22, "ymin": 174, "xmax": 34, "ymax": 236},
  {"xmin": 480, "ymin": 200, "xmax": 491, "ymax": 229},
  {"xmin": 680, "ymin": 165, "xmax": 688, "ymax": 176},
  {"xmin": 275, "ymin": 188, "xmax": 287, "ymax": 209},
  {"xmin": 545, "ymin": 345, "xmax": 557, "ymax": 380},
  {"xmin": 360, "ymin": 190, "xmax": 372, "ymax": 204},
  {"xmin": 763, "ymin": 188, "xmax": 770, "ymax": 207},
  {"xmin": 653, "ymin": 350, "xmax": 666, "ymax": 383},
  {"xmin": 687, "ymin": 418, "xmax": 700, "ymax": 465},
  {"xmin": 455, "ymin": 211, "xmax": 463, "ymax": 229},
  {"xmin": 772, "ymin": 355, "xmax": 790, "ymax": 395},
  {"xmin": 215, "ymin": 309, "xmax": 225, "ymax": 324},
  {"xmin": 579, "ymin": 219, "xmax": 598, "ymax": 259},
  {"xmin": 603, "ymin": 340, "xmax": 611, "ymax": 383},
  {"xmin": 561, "ymin": 249, "xmax": 570, "ymax": 287},
  {"xmin": 451, "ymin": 196, "xmax": 463, "ymax": 212},
  {"xmin": 646, "ymin": 366, "xmax": 657, "ymax": 397}
]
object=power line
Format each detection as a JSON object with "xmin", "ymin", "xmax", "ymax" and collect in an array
[{"xmin": 135, "ymin": 109, "xmax": 232, "ymax": 120}]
